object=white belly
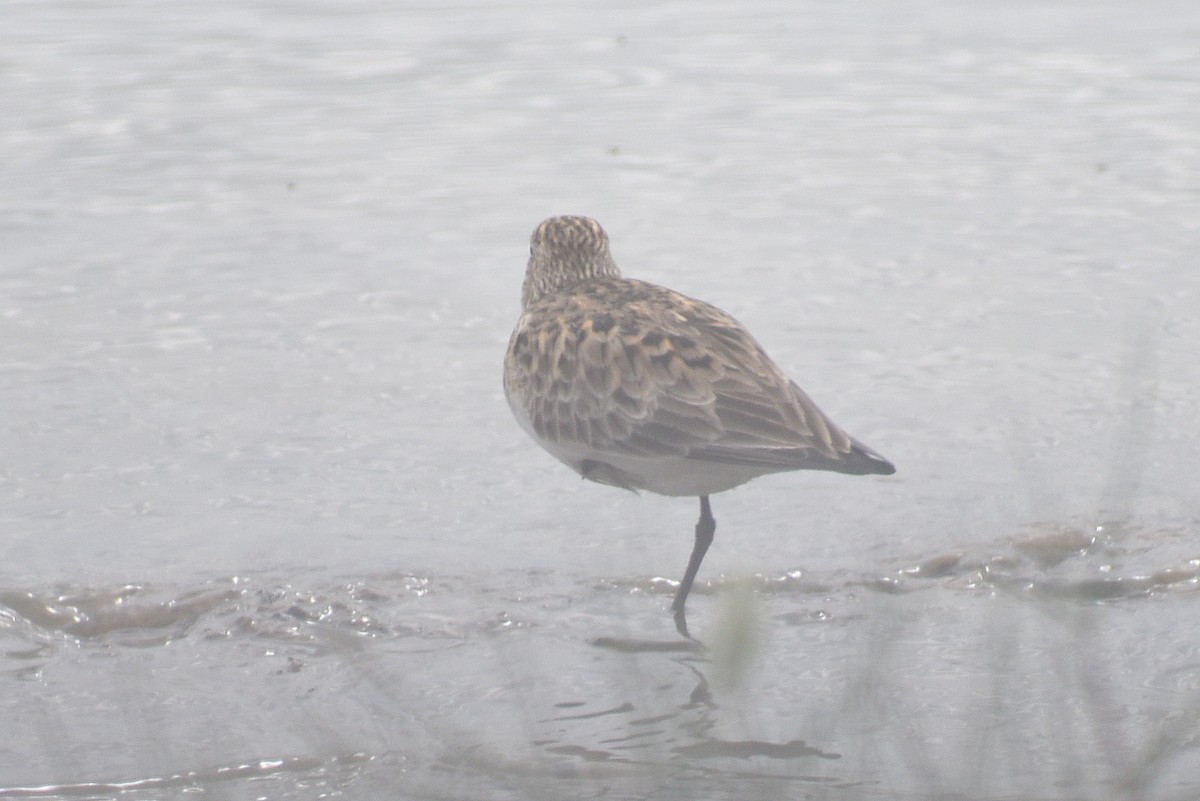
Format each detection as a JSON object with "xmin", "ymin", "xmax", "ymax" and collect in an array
[{"xmin": 533, "ymin": 437, "xmax": 769, "ymax": 497}]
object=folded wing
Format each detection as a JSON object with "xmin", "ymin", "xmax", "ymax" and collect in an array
[{"xmin": 504, "ymin": 278, "xmax": 893, "ymax": 477}]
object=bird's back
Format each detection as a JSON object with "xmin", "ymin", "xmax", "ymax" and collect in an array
[{"xmin": 504, "ymin": 276, "xmax": 893, "ymax": 495}]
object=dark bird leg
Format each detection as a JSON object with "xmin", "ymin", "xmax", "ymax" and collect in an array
[{"xmin": 671, "ymin": 495, "xmax": 715, "ymax": 639}]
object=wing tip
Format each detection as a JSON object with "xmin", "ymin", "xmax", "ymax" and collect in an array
[{"xmin": 841, "ymin": 441, "xmax": 896, "ymax": 476}]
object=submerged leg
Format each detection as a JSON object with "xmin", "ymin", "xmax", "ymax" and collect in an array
[{"xmin": 671, "ymin": 495, "xmax": 715, "ymax": 639}]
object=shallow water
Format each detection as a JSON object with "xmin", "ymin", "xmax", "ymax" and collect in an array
[{"xmin": 3, "ymin": 0, "xmax": 1199, "ymax": 798}]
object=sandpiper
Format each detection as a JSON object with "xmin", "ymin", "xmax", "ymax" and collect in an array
[{"xmin": 503, "ymin": 215, "xmax": 894, "ymax": 637}]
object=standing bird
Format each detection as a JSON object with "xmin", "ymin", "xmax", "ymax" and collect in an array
[{"xmin": 503, "ymin": 216, "xmax": 894, "ymax": 638}]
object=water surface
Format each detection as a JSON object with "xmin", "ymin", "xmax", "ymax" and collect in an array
[{"xmin": 2, "ymin": 0, "xmax": 1199, "ymax": 798}]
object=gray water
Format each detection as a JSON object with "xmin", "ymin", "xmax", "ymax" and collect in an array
[{"xmin": 3, "ymin": 1, "xmax": 1199, "ymax": 799}]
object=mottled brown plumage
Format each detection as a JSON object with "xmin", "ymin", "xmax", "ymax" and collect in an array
[{"xmin": 504, "ymin": 215, "xmax": 894, "ymax": 637}]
